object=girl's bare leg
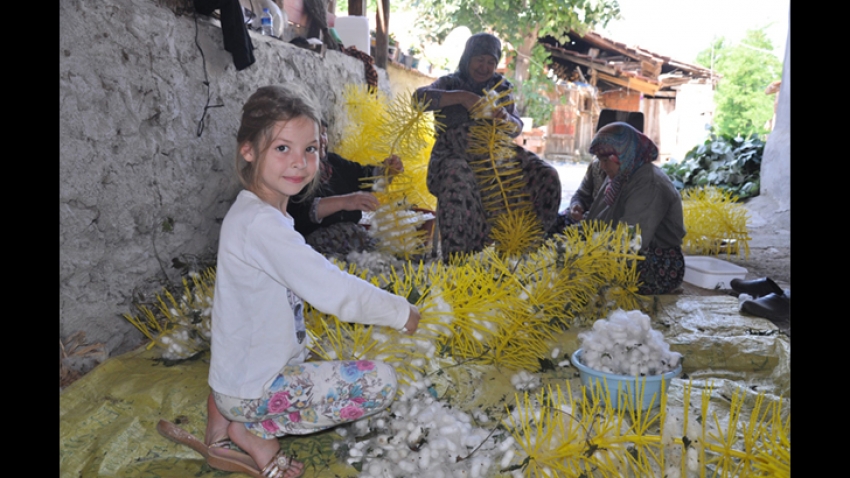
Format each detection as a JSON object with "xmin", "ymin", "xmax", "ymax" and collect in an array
[
  {"xmin": 226, "ymin": 421, "xmax": 304, "ymax": 478},
  {"xmin": 204, "ymin": 392, "xmax": 232, "ymax": 445}
]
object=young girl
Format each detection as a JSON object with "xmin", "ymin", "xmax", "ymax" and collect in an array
[{"xmin": 159, "ymin": 84, "xmax": 420, "ymax": 478}]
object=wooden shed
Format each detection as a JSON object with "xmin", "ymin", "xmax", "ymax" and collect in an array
[{"xmin": 540, "ymin": 29, "xmax": 716, "ymax": 162}]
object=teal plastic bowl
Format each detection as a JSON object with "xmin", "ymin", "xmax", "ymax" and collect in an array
[{"xmin": 571, "ymin": 349, "xmax": 682, "ymax": 410}]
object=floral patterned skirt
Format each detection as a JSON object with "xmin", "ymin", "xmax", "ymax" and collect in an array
[
  {"xmin": 636, "ymin": 246, "xmax": 685, "ymax": 295},
  {"xmin": 427, "ymin": 126, "xmax": 562, "ymax": 259},
  {"xmin": 213, "ymin": 360, "xmax": 398, "ymax": 439}
]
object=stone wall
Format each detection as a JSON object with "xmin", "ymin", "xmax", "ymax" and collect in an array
[{"xmin": 60, "ymin": 0, "xmax": 391, "ymax": 359}]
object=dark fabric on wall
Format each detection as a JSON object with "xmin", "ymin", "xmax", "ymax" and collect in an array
[{"xmin": 194, "ymin": 0, "xmax": 256, "ymax": 71}]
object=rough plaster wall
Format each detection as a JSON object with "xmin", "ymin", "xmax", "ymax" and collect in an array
[{"xmin": 60, "ymin": 0, "xmax": 390, "ymax": 358}]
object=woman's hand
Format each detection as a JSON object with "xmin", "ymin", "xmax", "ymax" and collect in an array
[
  {"xmin": 402, "ymin": 304, "xmax": 420, "ymax": 335},
  {"xmin": 491, "ymin": 106, "xmax": 508, "ymax": 120},
  {"xmin": 457, "ymin": 91, "xmax": 483, "ymax": 111},
  {"xmin": 341, "ymin": 191, "xmax": 380, "ymax": 212},
  {"xmin": 383, "ymin": 155, "xmax": 404, "ymax": 176},
  {"xmin": 569, "ymin": 204, "xmax": 585, "ymax": 221}
]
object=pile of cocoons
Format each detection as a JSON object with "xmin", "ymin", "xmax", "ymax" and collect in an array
[
  {"xmin": 368, "ymin": 203, "xmax": 434, "ymax": 255},
  {"xmin": 578, "ymin": 309, "xmax": 683, "ymax": 376},
  {"xmin": 342, "ymin": 250, "xmax": 407, "ymax": 286},
  {"xmin": 334, "ymin": 373, "xmax": 523, "ymax": 478}
]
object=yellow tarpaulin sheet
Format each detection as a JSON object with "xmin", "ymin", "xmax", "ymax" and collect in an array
[{"xmin": 60, "ymin": 295, "xmax": 789, "ymax": 477}]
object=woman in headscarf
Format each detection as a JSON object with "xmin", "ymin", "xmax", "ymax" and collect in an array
[
  {"xmin": 585, "ymin": 122, "xmax": 687, "ymax": 295},
  {"xmin": 414, "ymin": 32, "xmax": 562, "ymax": 259}
]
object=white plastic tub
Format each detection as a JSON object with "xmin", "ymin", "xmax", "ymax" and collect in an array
[{"xmin": 683, "ymin": 255, "xmax": 747, "ymax": 290}]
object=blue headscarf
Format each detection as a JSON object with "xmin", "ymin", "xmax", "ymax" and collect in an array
[{"xmin": 589, "ymin": 122, "xmax": 659, "ymax": 206}]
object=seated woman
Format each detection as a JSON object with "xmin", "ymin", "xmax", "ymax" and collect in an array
[
  {"xmin": 414, "ymin": 32, "xmax": 561, "ymax": 259},
  {"xmin": 287, "ymin": 121, "xmax": 403, "ymax": 256},
  {"xmin": 584, "ymin": 122, "xmax": 686, "ymax": 295}
]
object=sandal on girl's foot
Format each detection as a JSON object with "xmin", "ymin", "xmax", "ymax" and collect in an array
[
  {"xmin": 156, "ymin": 420, "xmax": 258, "ymax": 472},
  {"xmin": 208, "ymin": 446, "xmax": 304, "ymax": 478}
]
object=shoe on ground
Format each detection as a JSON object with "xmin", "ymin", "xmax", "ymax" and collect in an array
[
  {"xmin": 730, "ymin": 277, "xmax": 783, "ymax": 298},
  {"xmin": 740, "ymin": 291, "xmax": 790, "ymax": 323}
]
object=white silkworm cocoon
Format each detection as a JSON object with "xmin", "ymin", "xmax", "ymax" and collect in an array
[
  {"xmin": 687, "ymin": 447, "xmax": 699, "ymax": 471},
  {"xmin": 461, "ymin": 435, "xmax": 478, "ymax": 448},
  {"xmin": 558, "ymin": 360, "xmax": 571, "ymax": 367},
  {"xmin": 349, "ymin": 448, "xmax": 363, "ymax": 457},
  {"xmin": 336, "ymin": 428, "xmax": 348, "ymax": 437},
  {"xmin": 470, "ymin": 462, "xmax": 482, "ymax": 478},
  {"xmin": 500, "ymin": 449, "xmax": 515, "ymax": 469},
  {"xmin": 398, "ymin": 459, "xmax": 416, "ymax": 473},
  {"xmin": 439, "ymin": 425, "xmax": 458, "ymax": 435},
  {"xmin": 445, "ymin": 438, "xmax": 458, "ymax": 451},
  {"xmin": 418, "ymin": 452, "xmax": 431, "ymax": 469},
  {"xmin": 498, "ymin": 436, "xmax": 516, "ymax": 452},
  {"xmin": 551, "ymin": 347, "xmax": 560, "ymax": 359},
  {"xmin": 366, "ymin": 460, "xmax": 383, "ymax": 476},
  {"xmin": 665, "ymin": 467, "xmax": 681, "ymax": 478},
  {"xmin": 418, "ymin": 410, "xmax": 434, "ymax": 422}
]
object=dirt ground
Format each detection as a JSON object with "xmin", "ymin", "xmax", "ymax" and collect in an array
[{"xmin": 729, "ymin": 245, "xmax": 790, "ymax": 284}]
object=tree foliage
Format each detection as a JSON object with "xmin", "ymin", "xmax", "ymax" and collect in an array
[
  {"xmin": 410, "ymin": 0, "xmax": 620, "ymax": 127},
  {"xmin": 696, "ymin": 28, "xmax": 783, "ymax": 138}
]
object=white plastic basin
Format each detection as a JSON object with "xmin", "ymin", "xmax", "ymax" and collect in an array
[{"xmin": 683, "ymin": 255, "xmax": 747, "ymax": 290}]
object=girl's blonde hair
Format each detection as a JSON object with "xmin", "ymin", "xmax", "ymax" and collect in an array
[{"xmin": 235, "ymin": 84, "xmax": 324, "ymax": 197}]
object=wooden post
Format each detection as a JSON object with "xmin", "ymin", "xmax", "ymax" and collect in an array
[
  {"xmin": 375, "ymin": 0, "xmax": 390, "ymax": 69},
  {"xmin": 348, "ymin": 0, "xmax": 365, "ymax": 16}
]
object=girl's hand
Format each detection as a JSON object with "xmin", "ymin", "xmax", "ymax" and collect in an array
[
  {"xmin": 401, "ymin": 304, "xmax": 420, "ymax": 335},
  {"xmin": 383, "ymin": 155, "xmax": 404, "ymax": 176},
  {"xmin": 341, "ymin": 192, "xmax": 380, "ymax": 212}
]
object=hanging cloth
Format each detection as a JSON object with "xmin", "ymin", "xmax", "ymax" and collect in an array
[{"xmin": 194, "ymin": 0, "xmax": 256, "ymax": 71}]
